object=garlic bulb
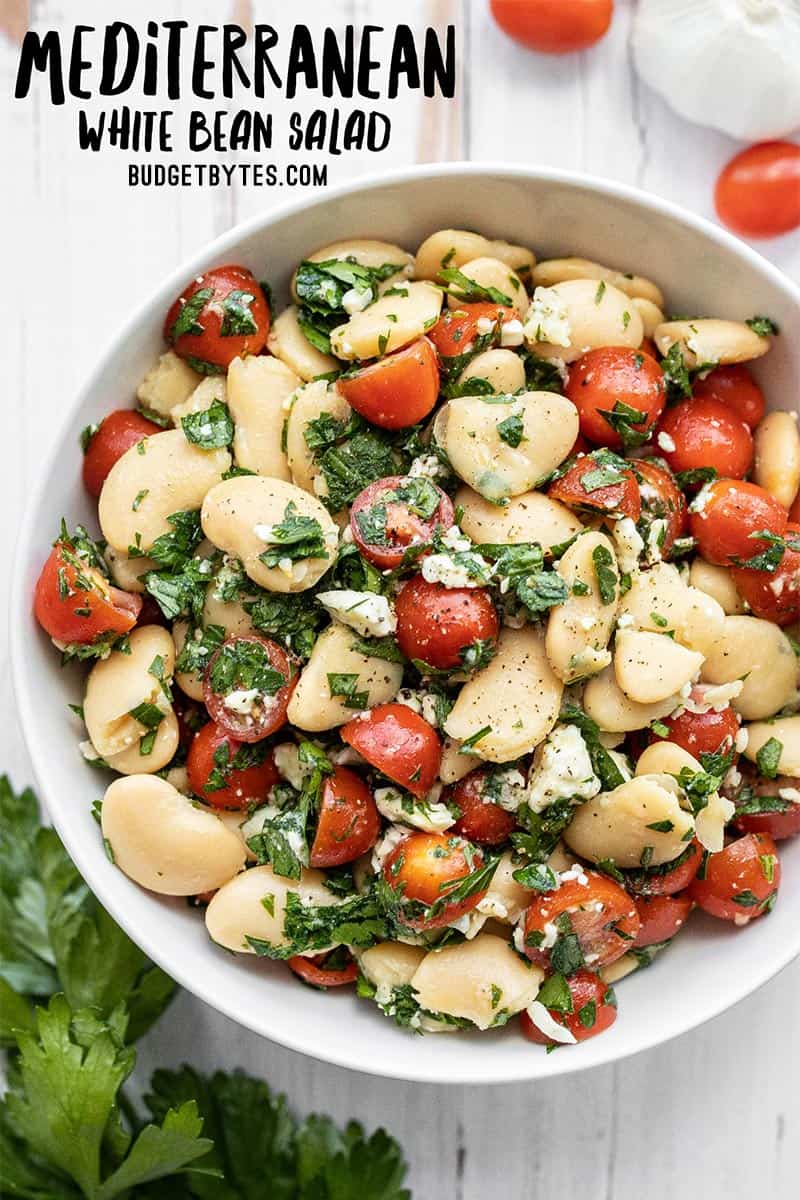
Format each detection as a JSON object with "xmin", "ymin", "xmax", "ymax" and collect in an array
[{"xmin": 633, "ymin": 0, "xmax": 800, "ymax": 141}]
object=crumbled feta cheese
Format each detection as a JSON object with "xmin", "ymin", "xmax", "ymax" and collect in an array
[
  {"xmin": 683, "ymin": 681, "xmax": 744, "ymax": 714},
  {"xmin": 421, "ymin": 550, "xmax": 488, "ymax": 589},
  {"xmin": 396, "ymin": 688, "xmax": 440, "ymax": 728},
  {"xmin": 371, "ymin": 824, "xmax": 409, "ymax": 872},
  {"xmin": 374, "ymin": 787, "xmax": 455, "ymax": 833},
  {"xmin": 613, "ymin": 517, "xmax": 645, "ymax": 575},
  {"xmin": 408, "ymin": 453, "xmax": 447, "ymax": 481},
  {"xmin": 79, "ymin": 739, "xmax": 103, "ymax": 763},
  {"xmin": 607, "ymin": 749, "xmax": 634, "ymax": 783},
  {"xmin": 735, "ymin": 727, "xmax": 749, "ymax": 754},
  {"xmin": 253, "ymin": 523, "xmax": 275, "ymax": 543},
  {"xmin": 616, "ymin": 611, "xmax": 635, "ymax": 630},
  {"xmin": 500, "ymin": 318, "xmax": 524, "ymax": 347},
  {"xmin": 316, "ymin": 590, "xmax": 397, "ymax": 638},
  {"xmin": 645, "ymin": 518, "xmax": 668, "ymax": 564},
  {"xmin": 657, "ymin": 431, "xmax": 676, "ymax": 453},
  {"xmin": 273, "ymin": 743, "xmax": 311, "ymax": 791},
  {"xmin": 223, "ymin": 688, "xmax": 262, "ymax": 716},
  {"xmin": 526, "ymin": 1001, "xmax": 577, "ymax": 1044},
  {"xmin": 489, "ymin": 767, "xmax": 528, "ymax": 813},
  {"xmin": 690, "ymin": 482, "xmax": 715, "ymax": 517},
  {"xmin": 341, "ymin": 286, "xmax": 373, "ymax": 315},
  {"xmin": 523, "ymin": 287, "xmax": 572, "ymax": 348},
  {"xmin": 558, "ymin": 864, "xmax": 590, "ymax": 887},
  {"xmin": 512, "ymin": 925, "xmax": 526, "ymax": 955},
  {"xmin": 579, "ymin": 614, "xmax": 597, "ymax": 632},
  {"xmin": 779, "ymin": 788, "xmax": 800, "ymax": 803},
  {"xmin": 527, "ymin": 725, "xmax": 601, "ymax": 813},
  {"xmin": 568, "ymin": 646, "xmax": 613, "ymax": 676},
  {"xmin": 476, "ymin": 316, "xmax": 495, "ymax": 336},
  {"xmin": 240, "ymin": 803, "xmax": 280, "ymax": 839}
]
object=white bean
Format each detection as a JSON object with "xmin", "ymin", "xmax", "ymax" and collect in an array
[
  {"xmin": 170, "ymin": 375, "xmax": 226, "ymax": 428},
  {"xmin": 102, "ymin": 775, "xmax": 245, "ymax": 895},
  {"xmin": 438, "ymin": 737, "xmax": 478, "ymax": 784},
  {"xmin": 583, "ymin": 666, "xmax": 681, "ymax": 733},
  {"xmin": 287, "ymin": 621, "xmax": 403, "ymax": 731},
  {"xmin": 99, "ymin": 428, "xmax": 230, "ymax": 553},
  {"xmin": 614, "ymin": 629, "xmax": 704, "ymax": 705},
  {"xmin": 285, "ymin": 380, "xmax": 350, "ymax": 501},
  {"xmin": 457, "ymin": 348, "xmax": 526, "ymax": 396},
  {"xmin": 410, "ymin": 934, "xmax": 543, "ymax": 1030},
  {"xmin": 104, "ymin": 712, "xmax": 180, "ymax": 776},
  {"xmin": 414, "ymin": 229, "xmax": 535, "ymax": 283},
  {"xmin": 456, "ymin": 485, "xmax": 583, "ymax": 550},
  {"xmin": 136, "ymin": 350, "xmax": 201, "ymax": 419},
  {"xmin": 753, "ymin": 410, "xmax": 800, "ymax": 509},
  {"xmin": 688, "ymin": 560, "xmax": 746, "ymax": 615},
  {"xmin": 295, "ymin": 238, "xmax": 414, "ymax": 298},
  {"xmin": 743, "ymin": 716, "xmax": 800, "ymax": 778},
  {"xmin": 104, "ymin": 545, "xmax": 153, "ymax": 594},
  {"xmin": 84, "ymin": 625, "xmax": 175, "ymax": 759},
  {"xmin": 546, "ymin": 532, "xmax": 619, "ymax": 683},
  {"xmin": 564, "ymin": 775, "xmax": 694, "ymax": 867},
  {"xmin": 654, "ymin": 319, "xmax": 770, "ymax": 368},
  {"xmin": 330, "ymin": 282, "xmax": 442, "ymax": 361},
  {"xmin": 267, "ymin": 306, "xmax": 339, "ymax": 381},
  {"xmin": 532, "ymin": 258, "xmax": 664, "ymax": 307},
  {"xmin": 200, "ymin": 475, "xmax": 338, "ymax": 593},
  {"xmin": 701, "ymin": 616, "xmax": 797, "ymax": 720},
  {"xmin": 205, "ymin": 864, "xmax": 337, "ymax": 953},
  {"xmin": 227, "ymin": 355, "xmax": 299, "ymax": 481},
  {"xmin": 359, "ymin": 942, "xmax": 426, "ymax": 989},
  {"xmin": 634, "ymin": 742, "xmax": 733, "ymax": 851},
  {"xmin": 444, "ymin": 627, "xmax": 563, "ymax": 763},
  {"xmin": 524, "ymin": 280, "xmax": 644, "ymax": 364},
  {"xmin": 632, "ymin": 297, "xmax": 666, "ymax": 338},
  {"xmin": 173, "ymin": 620, "xmax": 205, "ymax": 701},
  {"xmin": 446, "ymin": 257, "xmax": 529, "ymax": 316}
]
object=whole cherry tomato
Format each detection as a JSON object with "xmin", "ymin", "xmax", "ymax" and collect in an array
[
  {"xmin": 623, "ymin": 839, "xmax": 704, "ymax": 898},
  {"xmin": 203, "ymin": 635, "xmax": 296, "ymax": 743},
  {"xmin": 428, "ymin": 303, "xmax": 518, "ymax": 360},
  {"xmin": 337, "ymin": 339, "xmax": 439, "ymax": 430},
  {"xmin": 395, "ymin": 576, "xmax": 499, "ymax": 671},
  {"xmin": 523, "ymin": 871, "xmax": 640, "ymax": 970},
  {"xmin": 287, "ymin": 949, "xmax": 359, "ymax": 989},
  {"xmin": 447, "ymin": 767, "xmax": 517, "ymax": 845},
  {"xmin": 308, "ymin": 766, "xmax": 381, "ymax": 868},
  {"xmin": 520, "ymin": 970, "xmax": 618, "ymax": 1047},
  {"xmin": 690, "ymin": 478, "xmax": 787, "ymax": 567},
  {"xmin": 82, "ymin": 410, "xmax": 162, "ymax": 498},
  {"xmin": 731, "ymin": 522, "xmax": 800, "ymax": 626},
  {"xmin": 490, "ymin": 0, "xmax": 613, "ymax": 54},
  {"xmin": 164, "ymin": 264, "xmax": 270, "ymax": 371},
  {"xmin": 689, "ymin": 832, "xmax": 780, "ymax": 923},
  {"xmin": 382, "ymin": 832, "xmax": 487, "ymax": 930},
  {"xmin": 633, "ymin": 893, "xmax": 693, "ymax": 948},
  {"xmin": 34, "ymin": 540, "xmax": 141, "ymax": 645},
  {"xmin": 633, "ymin": 459, "xmax": 687, "ymax": 556},
  {"xmin": 650, "ymin": 685, "xmax": 741, "ymax": 760},
  {"xmin": 549, "ymin": 454, "xmax": 641, "ymax": 519},
  {"xmin": 186, "ymin": 720, "xmax": 279, "ymax": 810},
  {"xmin": 566, "ymin": 347, "xmax": 665, "ymax": 449},
  {"xmin": 341, "ymin": 703, "xmax": 441, "ymax": 798},
  {"xmin": 715, "ymin": 141, "xmax": 800, "ymax": 239},
  {"xmin": 691, "ymin": 365, "xmax": 765, "ymax": 430},
  {"xmin": 350, "ymin": 476, "xmax": 454, "ymax": 570},
  {"xmin": 655, "ymin": 397, "xmax": 754, "ymax": 480}
]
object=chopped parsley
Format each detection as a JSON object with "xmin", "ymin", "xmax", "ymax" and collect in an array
[
  {"xmin": 180, "ymin": 399, "xmax": 234, "ymax": 449},
  {"xmin": 258, "ymin": 502, "xmax": 329, "ymax": 567}
]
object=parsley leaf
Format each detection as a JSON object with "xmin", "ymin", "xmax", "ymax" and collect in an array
[
  {"xmin": 660, "ymin": 343, "xmax": 692, "ymax": 401},
  {"xmin": 440, "ymin": 265, "xmax": 512, "ymax": 306},
  {"xmin": 496, "ymin": 411, "xmax": 525, "ymax": 448},
  {"xmin": 169, "ymin": 288, "xmax": 213, "ymax": 341},
  {"xmin": 592, "ymin": 543, "xmax": 618, "ymax": 604},
  {"xmin": 596, "ymin": 400, "xmax": 651, "ymax": 449},
  {"xmin": 746, "ymin": 315, "xmax": 779, "ymax": 338},
  {"xmin": 245, "ymin": 591, "xmax": 325, "ymax": 660},
  {"xmin": 258, "ymin": 502, "xmax": 329, "ymax": 567},
  {"xmin": 756, "ymin": 737, "xmax": 783, "ymax": 780},
  {"xmin": 181, "ymin": 400, "xmax": 234, "ymax": 450},
  {"xmin": 219, "ymin": 289, "xmax": 258, "ymax": 337}
]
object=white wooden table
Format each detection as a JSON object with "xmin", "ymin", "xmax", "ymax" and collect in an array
[{"xmin": 2, "ymin": 2, "xmax": 798, "ymax": 1196}]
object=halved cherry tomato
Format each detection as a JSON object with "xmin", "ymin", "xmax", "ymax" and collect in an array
[
  {"xmin": 309, "ymin": 766, "xmax": 381, "ymax": 868},
  {"xmin": 715, "ymin": 141, "xmax": 800, "ymax": 239},
  {"xmin": 520, "ymin": 970, "xmax": 617, "ymax": 1047},
  {"xmin": 341, "ymin": 703, "xmax": 441, "ymax": 798},
  {"xmin": 655, "ymin": 397, "xmax": 754, "ymax": 481},
  {"xmin": 34, "ymin": 541, "xmax": 141, "ymax": 645},
  {"xmin": 447, "ymin": 767, "xmax": 517, "ymax": 845},
  {"xmin": 790, "ymin": 491, "xmax": 800, "ymax": 524},
  {"xmin": 427, "ymin": 302, "xmax": 518, "ymax": 360},
  {"xmin": 523, "ymin": 872, "xmax": 640, "ymax": 970},
  {"xmin": 203, "ymin": 634, "xmax": 296, "ymax": 743},
  {"xmin": 382, "ymin": 832, "xmax": 486, "ymax": 930},
  {"xmin": 549, "ymin": 454, "xmax": 641, "ymax": 520},
  {"xmin": 186, "ymin": 720, "xmax": 279, "ymax": 810},
  {"xmin": 731, "ymin": 765, "xmax": 800, "ymax": 842},
  {"xmin": 490, "ymin": 0, "xmax": 613, "ymax": 54},
  {"xmin": 164, "ymin": 264, "xmax": 270, "ymax": 371},
  {"xmin": 633, "ymin": 893, "xmax": 693, "ymax": 948},
  {"xmin": 566, "ymin": 347, "xmax": 665, "ymax": 449},
  {"xmin": 731, "ymin": 521, "xmax": 800, "ymax": 626},
  {"xmin": 337, "ymin": 338, "xmax": 439, "ymax": 430},
  {"xmin": 650, "ymin": 685, "xmax": 741, "ymax": 759},
  {"xmin": 689, "ymin": 832, "xmax": 780, "ymax": 923},
  {"xmin": 287, "ymin": 949, "xmax": 359, "ymax": 989},
  {"xmin": 691, "ymin": 365, "xmax": 765, "ymax": 430},
  {"xmin": 350, "ymin": 476, "xmax": 454, "ymax": 570},
  {"xmin": 690, "ymin": 479, "xmax": 788, "ymax": 567},
  {"xmin": 623, "ymin": 839, "xmax": 704, "ymax": 898},
  {"xmin": 82, "ymin": 410, "xmax": 162, "ymax": 498},
  {"xmin": 569, "ymin": 431, "xmax": 592, "ymax": 457},
  {"xmin": 633, "ymin": 459, "xmax": 687, "ymax": 556},
  {"xmin": 395, "ymin": 576, "xmax": 499, "ymax": 671}
]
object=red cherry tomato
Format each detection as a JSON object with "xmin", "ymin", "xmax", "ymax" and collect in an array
[
  {"xmin": 164, "ymin": 264, "xmax": 270, "ymax": 371},
  {"xmin": 349, "ymin": 476, "xmax": 454, "ymax": 570},
  {"xmin": 566, "ymin": 347, "xmax": 665, "ymax": 449},
  {"xmin": 523, "ymin": 872, "xmax": 640, "ymax": 970},
  {"xmin": 650, "ymin": 685, "xmax": 741, "ymax": 759},
  {"xmin": 287, "ymin": 949, "xmax": 359, "ymax": 988},
  {"xmin": 691, "ymin": 365, "xmax": 765, "ymax": 430},
  {"xmin": 447, "ymin": 767, "xmax": 517, "ymax": 846},
  {"xmin": 203, "ymin": 635, "xmax": 296, "ymax": 743},
  {"xmin": 308, "ymin": 766, "xmax": 381, "ymax": 868},
  {"xmin": 549, "ymin": 455, "xmax": 641, "ymax": 520},
  {"xmin": 689, "ymin": 832, "xmax": 780, "ymax": 923},
  {"xmin": 186, "ymin": 721, "xmax": 279, "ymax": 810},
  {"xmin": 731, "ymin": 522, "xmax": 800, "ymax": 626},
  {"xmin": 341, "ymin": 703, "xmax": 441, "ymax": 798},
  {"xmin": 395, "ymin": 576, "xmax": 499, "ymax": 671},
  {"xmin": 520, "ymin": 970, "xmax": 618, "ymax": 1047},
  {"xmin": 427, "ymin": 303, "xmax": 518, "ymax": 360},
  {"xmin": 569, "ymin": 431, "xmax": 592, "ymax": 457},
  {"xmin": 790, "ymin": 491, "xmax": 800, "ymax": 523},
  {"xmin": 634, "ymin": 459, "xmax": 687, "ymax": 556},
  {"xmin": 490, "ymin": 0, "xmax": 613, "ymax": 54},
  {"xmin": 382, "ymin": 832, "xmax": 486, "ymax": 930},
  {"xmin": 733, "ymin": 773, "xmax": 800, "ymax": 842},
  {"xmin": 640, "ymin": 337, "xmax": 659, "ymax": 360},
  {"xmin": 622, "ymin": 839, "xmax": 704, "ymax": 898},
  {"xmin": 715, "ymin": 141, "xmax": 800, "ymax": 239},
  {"xmin": 655, "ymin": 397, "xmax": 754, "ymax": 481},
  {"xmin": 690, "ymin": 479, "xmax": 788, "ymax": 567},
  {"xmin": 82, "ymin": 410, "xmax": 162, "ymax": 498},
  {"xmin": 336, "ymin": 338, "xmax": 439, "ymax": 430},
  {"xmin": 633, "ymin": 893, "xmax": 693, "ymax": 948},
  {"xmin": 34, "ymin": 541, "xmax": 141, "ymax": 645}
]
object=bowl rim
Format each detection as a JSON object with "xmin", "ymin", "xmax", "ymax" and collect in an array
[{"xmin": 11, "ymin": 161, "xmax": 800, "ymax": 1085}]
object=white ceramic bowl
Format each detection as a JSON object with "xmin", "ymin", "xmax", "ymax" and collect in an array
[{"xmin": 12, "ymin": 164, "xmax": 800, "ymax": 1084}]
